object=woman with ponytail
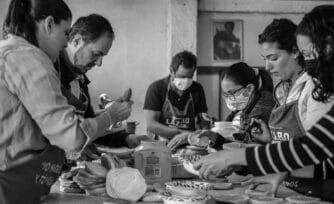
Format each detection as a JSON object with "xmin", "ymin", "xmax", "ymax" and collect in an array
[{"xmin": 0, "ymin": 1, "xmax": 131, "ymax": 203}]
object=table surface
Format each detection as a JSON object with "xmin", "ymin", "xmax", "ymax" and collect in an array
[{"xmin": 42, "ymin": 173, "xmax": 300, "ymax": 204}]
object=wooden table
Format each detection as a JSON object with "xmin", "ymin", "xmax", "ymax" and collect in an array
[{"xmin": 42, "ymin": 174, "xmax": 300, "ymax": 204}]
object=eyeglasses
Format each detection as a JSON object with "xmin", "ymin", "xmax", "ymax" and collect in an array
[{"xmin": 221, "ymin": 86, "xmax": 245, "ymax": 100}]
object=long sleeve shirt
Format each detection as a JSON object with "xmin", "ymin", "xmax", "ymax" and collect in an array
[
  {"xmin": 0, "ymin": 35, "xmax": 98, "ymax": 171},
  {"xmin": 246, "ymin": 105, "xmax": 334, "ymax": 176}
]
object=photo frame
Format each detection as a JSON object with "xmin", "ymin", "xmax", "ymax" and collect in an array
[{"xmin": 212, "ymin": 19, "xmax": 243, "ymax": 66}]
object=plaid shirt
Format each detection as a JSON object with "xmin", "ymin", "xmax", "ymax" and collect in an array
[{"xmin": 0, "ymin": 35, "xmax": 96, "ymax": 170}]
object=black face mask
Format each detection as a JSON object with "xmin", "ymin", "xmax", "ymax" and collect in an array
[{"xmin": 304, "ymin": 59, "xmax": 318, "ymax": 72}]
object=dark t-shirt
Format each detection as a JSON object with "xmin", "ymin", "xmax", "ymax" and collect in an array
[{"xmin": 143, "ymin": 76, "xmax": 208, "ymax": 114}]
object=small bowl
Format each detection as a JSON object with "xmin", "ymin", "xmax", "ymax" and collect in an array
[
  {"xmin": 161, "ymin": 191, "xmax": 210, "ymax": 204},
  {"xmin": 165, "ymin": 180, "xmax": 212, "ymax": 197}
]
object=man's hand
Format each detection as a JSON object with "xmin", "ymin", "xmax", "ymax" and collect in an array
[
  {"xmin": 115, "ymin": 88, "xmax": 132, "ymax": 102},
  {"xmin": 242, "ymin": 172, "xmax": 288, "ymax": 196},
  {"xmin": 250, "ymin": 118, "xmax": 271, "ymax": 143},
  {"xmin": 105, "ymin": 101, "xmax": 132, "ymax": 124},
  {"xmin": 193, "ymin": 149, "xmax": 246, "ymax": 180},
  {"xmin": 167, "ymin": 132, "xmax": 190, "ymax": 151}
]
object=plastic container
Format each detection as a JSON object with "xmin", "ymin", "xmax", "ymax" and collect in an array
[
  {"xmin": 134, "ymin": 140, "xmax": 172, "ymax": 184},
  {"xmin": 211, "ymin": 121, "xmax": 240, "ymax": 140}
]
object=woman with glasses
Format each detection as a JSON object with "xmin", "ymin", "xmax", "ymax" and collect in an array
[
  {"xmin": 222, "ymin": 62, "xmax": 274, "ymax": 129},
  {"xmin": 214, "ymin": 62, "xmax": 275, "ymax": 147}
]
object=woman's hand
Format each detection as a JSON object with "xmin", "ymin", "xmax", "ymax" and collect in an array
[
  {"xmin": 250, "ymin": 118, "xmax": 271, "ymax": 143},
  {"xmin": 242, "ymin": 172, "xmax": 288, "ymax": 196},
  {"xmin": 167, "ymin": 132, "xmax": 190, "ymax": 150},
  {"xmin": 193, "ymin": 149, "xmax": 247, "ymax": 180}
]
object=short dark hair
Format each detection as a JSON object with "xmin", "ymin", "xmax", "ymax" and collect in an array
[
  {"xmin": 170, "ymin": 50, "xmax": 197, "ymax": 72},
  {"xmin": 3, "ymin": 0, "xmax": 72, "ymax": 46},
  {"xmin": 258, "ymin": 18, "xmax": 297, "ymax": 53},
  {"xmin": 68, "ymin": 14, "xmax": 114, "ymax": 43},
  {"xmin": 258, "ymin": 18, "xmax": 302, "ymax": 66},
  {"xmin": 223, "ymin": 62, "xmax": 259, "ymax": 90}
]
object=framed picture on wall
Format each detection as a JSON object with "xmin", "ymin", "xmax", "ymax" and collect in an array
[{"xmin": 212, "ymin": 19, "xmax": 243, "ymax": 65}]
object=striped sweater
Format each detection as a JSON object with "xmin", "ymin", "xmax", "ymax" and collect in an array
[{"xmin": 246, "ymin": 105, "xmax": 334, "ymax": 177}]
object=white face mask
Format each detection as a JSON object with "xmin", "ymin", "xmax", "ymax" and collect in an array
[
  {"xmin": 173, "ymin": 78, "xmax": 193, "ymax": 91},
  {"xmin": 225, "ymin": 89, "xmax": 251, "ymax": 111}
]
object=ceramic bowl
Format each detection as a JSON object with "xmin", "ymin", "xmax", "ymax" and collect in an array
[
  {"xmin": 165, "ymin": 180, "xmax": 212, "ymax": 197},
  {"xmin": 161, "ymin": 191, "xmax": 210, "ymax": 204}
]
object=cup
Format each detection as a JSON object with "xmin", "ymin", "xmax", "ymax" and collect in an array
[{"xmin": 125, "ymin": 121, "xmax": 138, "ymax": 134}]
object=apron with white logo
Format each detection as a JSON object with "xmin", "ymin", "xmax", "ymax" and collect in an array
[
  {"xmin": 154, "ymin": 83, "xmax": 196, "ymax": 142},
  {"xmin": 0, "ymin": 144, "xmax": 65, "ymax": 204}
]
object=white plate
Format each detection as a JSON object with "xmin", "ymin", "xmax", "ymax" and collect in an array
[
  {"xmin": 161, "ymin": 191, "xmax": 210, "ymax": 204},
  {"xmin": 250, "ymin": 196, "xmax": 283, "ymax": 204},
  {"xmin": 212, "ymin": 182, "xmax": 233, "ymax": 190},
  {"xmin": 285, "ymin": 195, "xmax": 320, "ymax": 203},
  {"xmin": 211, "ymin": 194, "xmax": 249, "ymax": 204}
]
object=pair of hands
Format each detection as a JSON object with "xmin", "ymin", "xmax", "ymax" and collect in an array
[
  {"xmin": 167, "ymin": 131, "xmax": 191, "ymax": 150},
  {"xmin": 167, "ymin": 130, "xmax": 217, "ymax": 151},
  {"xmin": 193, "ymin": 149, "xmax": 287, "ymax": 196},
  {"xmin": 103, "ymin": 88, "xmax": 133, "ymax": 125}
]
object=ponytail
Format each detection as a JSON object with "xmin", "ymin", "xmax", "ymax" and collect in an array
[
  {"xmin": 3, "ymin": 0, "xmax": 38, "ymax": 46},
  {"xmin": 2, "ymin": 0, "xmax": 72, "ymax": 47}
]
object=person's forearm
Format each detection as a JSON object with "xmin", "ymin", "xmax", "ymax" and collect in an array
[
  {"xmin": 228, "ymin": 148, "xmax": 247, "ymax": 166},
  {"xmin": 245, "ymin": 107, "xmax": 334, "ymax": 176},
  {"xmin": 147, "ymin": 121, "xmax": 183, "ymax": 139}
]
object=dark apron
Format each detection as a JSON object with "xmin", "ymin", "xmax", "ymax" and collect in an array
[
  {"xmin": 269, "ymin": 81, "xmax": 325, "ymax": 197},
  {"xmin": 153, "ymin": 83, "xmax": 196, "ymax": 142},
  {"xmin": 0, "ymin": 144, "xmax": 65, "ymax": 204}
]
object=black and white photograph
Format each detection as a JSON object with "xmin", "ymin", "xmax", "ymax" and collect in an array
[
  {"xmin": 213, "ymin": 20, "xmax": 243, "ymax": 62},
  {"xmin": 0, "ymin": 0, "xmax": 334, "ymax": 203}
]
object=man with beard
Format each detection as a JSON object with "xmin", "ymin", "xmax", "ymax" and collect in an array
[{"xmin": 55, "ymin": 14, "xmax": 142, "ymax": 152}]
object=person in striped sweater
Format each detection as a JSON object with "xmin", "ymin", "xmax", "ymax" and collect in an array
[{"xmin": 194, "ymin": 5, "xmax": 334, "ymax": 201}]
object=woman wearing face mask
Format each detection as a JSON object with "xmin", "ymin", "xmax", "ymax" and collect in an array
[
  {"xmin": 194, "ymin": 6, "xmax": 334, "ymax": 201},
  {"xmin": 0, "ymin": 0, "xmax": 131, "ymax": 203},
  {"xmin": 144, "ymin": 51, "xmax": 211, "ymax": 150},
  {"xmin": 195, "ymin": 17, "xmax": 334, "ymax": 197},
  {"xmin": 222, "ymin": 62, "xmax": 274, "ymax": 131},
  {"xmin": 208, "ymin": 62, "xmax": 275, "ymax": 150}
]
